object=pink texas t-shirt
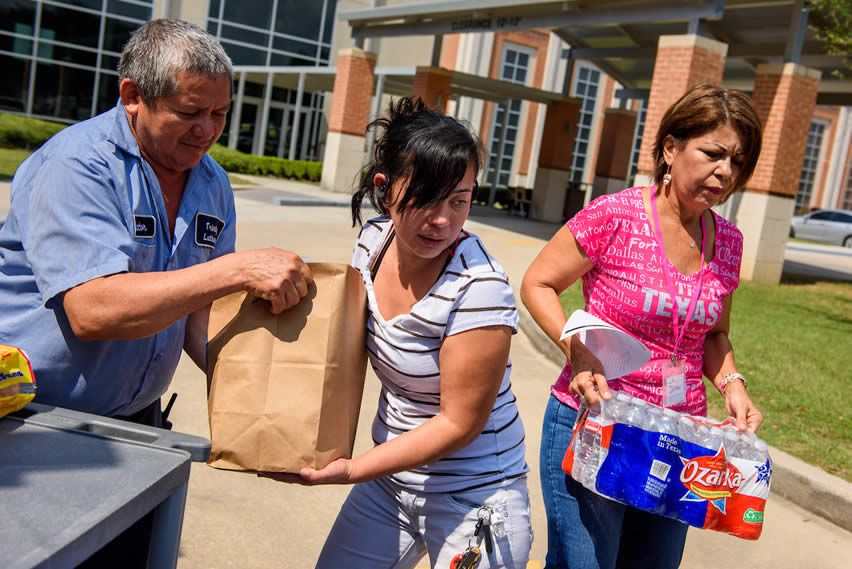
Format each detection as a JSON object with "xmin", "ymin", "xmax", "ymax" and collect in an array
[{"xmin": 552, "ymin": 186, "xmax": 743, "ymax": 417}]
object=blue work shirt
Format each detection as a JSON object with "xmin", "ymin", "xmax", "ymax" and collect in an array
[{"xmin": 0, "ymin": 101, "xmax": 236, "ymax": 416}]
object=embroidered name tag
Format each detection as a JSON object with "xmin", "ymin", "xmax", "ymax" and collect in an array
[
  {"xmin": 195, "ymin": 213, "xmax": 225, "ymax": 248},
  {"xmin": 134, "ymin": 215, "xmax": 156, "ymax": 239}
]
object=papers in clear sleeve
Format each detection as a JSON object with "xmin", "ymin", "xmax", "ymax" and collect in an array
[{"xmin": 560, "ymin": 309, "xmax": 651, "ymax": 379}]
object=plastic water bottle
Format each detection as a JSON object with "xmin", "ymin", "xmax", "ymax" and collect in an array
[
  {"xmin": 581, "ymin": 425, "xmax": 603, "ymax": 489},
  {"xmin": 745, "ymin": 438, "xmax": 769, "ymax": 462},
  {"xmin": 703, "ymin": 426, "xmax": 724, "ymax": 452},
  {"xmin": 612, "ymin": 392, "xmax": 633, "ymax": 422},
  {"xmin": 678, "ymin": 415, "xmax": 701, "ymax": 445},
  {"xmin": 623, "ymin": 397, "xmax": 647, "ymax": 429},
  {"xmin": 659, "ymin": 408, "xmax": 680, "ymax": 436},
  {"xmin": 644, "ymin": 405, "xmax": 662, "ymax": 432},
  {"xmin": 724, "ymin": 431, "xmax": 742, "ymax": 458}
]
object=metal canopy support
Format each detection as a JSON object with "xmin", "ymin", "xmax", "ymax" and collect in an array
[
  {"xmin": 784, "ymin": 0, "xmax": 808, "ymax": 63},
  {"xmin": 488, "ymin": 98, "xmax": 512, "ymax": 206},
  {"xmin": 288, "ymin": 72, "xmax": 306, "ymax": 160},
  {"xmin": 431, "ymin": 35, "xmax": 444, "ymax": 67},
  {"xmin": 255, "ymin": 72, "xmax": 274, "ymax": 156},
  {"xmin": 228, "ymin": 71, "xmax": 246, "ymax": 150},
  {"xmin": 366, "ymin": 73, "xmax": 386, "ymax": 162}
]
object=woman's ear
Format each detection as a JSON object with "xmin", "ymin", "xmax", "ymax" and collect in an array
[
  {"xmin": 662, "ymin": 134, "xmax": 678, "ymax": 166},
  {"xmin": 373, "ymin": 173, "xmax": 388, "ymax": 202}
]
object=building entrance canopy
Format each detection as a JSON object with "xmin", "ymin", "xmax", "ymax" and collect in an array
[
  {"xmin": 339, "ymin": 0, "xmax": 852, "ymax": 106},
  {"xmin": 233, "ymin": 65, "xmax": 565, "ymax": 104}
]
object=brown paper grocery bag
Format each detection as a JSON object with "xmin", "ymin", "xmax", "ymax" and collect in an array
[{"xmin": 206, "ymin": 262, "xmax": 368, "ymax": 473}]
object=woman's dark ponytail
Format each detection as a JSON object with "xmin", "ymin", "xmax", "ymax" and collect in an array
[{"xmin": 350, "ymin": 97, "xmax": 481, "ymax": 226}]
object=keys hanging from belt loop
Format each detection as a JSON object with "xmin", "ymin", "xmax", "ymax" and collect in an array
[
  {"xmin": 450, "ymin": 546, "xmax": 481, "ymax": 569},
  {"xmin": 475, "ymin": 507, "xmax": 494, "ymax": 555}
]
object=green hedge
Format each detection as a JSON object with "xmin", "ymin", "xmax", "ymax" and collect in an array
[
  {"xmin": 208, "ymin": 144, "xmax": 322, "ymax": 182},
  {"xmin": 0, "ymin": 113, "xmax": 66, "ymax": 149},
  {"xmin": 0, "ymin": 113, "xmax": 323, "ymax": 183}
]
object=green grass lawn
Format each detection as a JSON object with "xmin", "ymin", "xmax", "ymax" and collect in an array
[
  {"xmin": 0, "ymin": 147, "xmax": 32, "ymax": 180},
  {"xmin": 559, "ymin": 280, "xmax": 852, "ymax": 482}
]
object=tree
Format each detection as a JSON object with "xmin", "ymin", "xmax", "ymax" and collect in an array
[{"xmin": 808, "ymin": 0, "xmax": 852, "ymax": 77}]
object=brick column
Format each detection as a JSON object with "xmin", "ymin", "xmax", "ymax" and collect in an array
[
  {"xmin": 320, "ymin": 48, "xmax": 376, "ymax": 194},
  {"xmin": 412, "ymin": 66, "xmax": 453, "ymax": 113},
  {"xmin": 591, "ymin": 108, "xmax": 638, "ymax": 200},
  {"xmin": 635, "ymin": 35, "xmax": 728, "ymax": 185},
  {"xmin": 532, "ymin": 97, "xmax": 581, "ymax": 222},
  {"xmin": 730, "ymin": 63, "xmax": 821, "ymax": 283}
]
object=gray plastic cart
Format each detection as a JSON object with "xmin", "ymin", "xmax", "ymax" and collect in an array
[{"xmin": 0, "ymin": 402, "xmax": 210, "ymax": 569}]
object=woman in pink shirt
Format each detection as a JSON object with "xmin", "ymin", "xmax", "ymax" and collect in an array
[{"xmin": 521, "ymin": 84, "xmax": 765, "ymax": 569}]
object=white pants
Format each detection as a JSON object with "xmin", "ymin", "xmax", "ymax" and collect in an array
[{"xmin": 315, "ymin": 476, "xmax": 533, "ymax": 569}]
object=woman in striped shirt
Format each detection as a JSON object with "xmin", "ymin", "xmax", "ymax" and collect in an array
[{"xmin": 303, "ymin": 97, "xmax": 532, "ymax": 568}]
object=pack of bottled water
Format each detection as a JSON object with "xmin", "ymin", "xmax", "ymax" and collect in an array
[{"xmin": 563, "ymin": 392, "xmax": 773, "ymax": 540}]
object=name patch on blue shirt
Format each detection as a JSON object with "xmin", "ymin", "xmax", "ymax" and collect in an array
[
  {"xmin": 195, "ymin": 213, "xmax": 224, "ymax": 248},
  {"xmin": 134, "ymin": 215, "xmax": 156, "ymax": 238}
]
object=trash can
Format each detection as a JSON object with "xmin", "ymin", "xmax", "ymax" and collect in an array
[{"xmin": 0, "ymin": 402, "xmax": 210, "ymax": 569}]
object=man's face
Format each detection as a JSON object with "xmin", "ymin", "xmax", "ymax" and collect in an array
[{"xmin": 124, "ymin": 71, "xmax": 231, "ymax": 176}]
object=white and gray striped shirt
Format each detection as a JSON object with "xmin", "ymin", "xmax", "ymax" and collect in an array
[{"xmin": 352, "ymin": 216, "xmax": 528, "ymax": 493}]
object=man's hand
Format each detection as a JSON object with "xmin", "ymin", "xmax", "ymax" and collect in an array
[{"xmin": 236, "ymin": 249, "xmax": 313, "ymax": 313}]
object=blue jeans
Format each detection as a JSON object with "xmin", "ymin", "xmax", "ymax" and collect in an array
[
  {"xmin": 316, "ymin": 476, "xmax": 532, "ymax": 569},
  {"xmin": 539, "ymin": 394, "xmax": 688, "ymax": 569}
]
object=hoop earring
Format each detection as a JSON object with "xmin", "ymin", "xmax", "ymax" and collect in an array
[{"xmin": 662, "ymin": 166, "xmax": 672, "ymax": 186}]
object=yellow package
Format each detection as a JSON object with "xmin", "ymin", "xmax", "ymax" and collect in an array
[{"xmin": 0, "ymin": 344, "xmax": 37, "ymax": 419}]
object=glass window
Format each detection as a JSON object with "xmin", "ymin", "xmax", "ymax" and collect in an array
[
  {"xmin": 629, "ymin": 99, "xmax": 648, "ymax": 182},
  {"xmin": 486, "ymin": 46, "xmax": 532, "ymax": 188},
  {"xmin": 269, "ymin": 52, "xmax": 314, "ymax": 66},
  {"xmin": 209, "ymin": 0, "xmax": 221, "ymax": 17},
  {"xmin": 272, "ymin": 36, "xmax": 318, "ymax": 58},
  {"xmin": 223, "ymin": 1, "xmax": 272, "ymax": 31},
  {"xmin": 97, "ymin": 72, "xmax": 120, "ymax": 114},
  {"xmin": 1, "ymin": 33, "xmax": 33, "ymax": 55},
  {"xmin": 59, "ymin": 0, "xmax": 102, "ymax": 10},
  {"xmin": 33, "ymin": 62, "xmax": 95, "ymax": 121},
  {"xmin": 40, "ymin": 4, "xmax": 100, "ymax": 49},
  {"xmin": 1, "ymin": 3, "xmax": 36, "ymax": 34},
  {"xmin": 0, "ymin": 54, "xmax": 31, "ymax": 112},
  {"xmin": 275, "ymin": 0, "xmax": 321, "ymax": 40},
  {"xmin": 38, "ymin": 42, "xmax": 97, "ymax": 66},
  {"xmin": 795, "ymin": 120, "xmax": 826, "ymax": 211},
  {"xmin": 220, "ymin": 23, "xmax": 269, "ymax": 48},
  {"xmin": 570, "ymin": 63, "xmax": 601, "ymax": 182},
  {"xmin": 101, "ymin": 54, "xmax": 121, "ymax": 72},
  {"xmin": 322, "ymin": 0, "xmax": 337, "ymax": 44},
  {"xmin": 221, "ymin": 41, "xmax": 267, "ymax": 65},
  {"xmin": 810, "ymin": 211, "xmax": 832, "ymax": 220},
  {"xmin": 103, "ymin": 18, "xmax": 140, "ymax": 53},
  {"xmin": 106, "ymin": 0, "xmax": 152, "ymax": 21}
]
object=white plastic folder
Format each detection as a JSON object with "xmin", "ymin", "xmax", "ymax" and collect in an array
[{"xmin": 560, "ymin": 310, "xmax": 651, "ymax": 379}]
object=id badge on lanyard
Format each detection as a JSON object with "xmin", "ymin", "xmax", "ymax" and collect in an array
[
  {"xmin": 651, "ymin": 188, "xmax": 705, "ymax": 408},
  {"xmin": 662, "ymin": 356, "xmax": 687, "ymax": 408}
]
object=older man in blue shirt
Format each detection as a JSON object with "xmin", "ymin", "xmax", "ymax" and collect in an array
[{"xmin": 0, "ymin": 19, "xmax": 311, "ymax": 426}]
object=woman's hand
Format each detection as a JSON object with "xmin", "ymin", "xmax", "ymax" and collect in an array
[
  {"xmin": 258, "ymin": 457, "xmax": 354, "ymax": 486},
  {"xmin": 723, "ymin": 382, "xmax": 763, "ymax": 432},
  {"xmin": 568, "ymin": 336, "xmax": 611, "ymax": 407}
]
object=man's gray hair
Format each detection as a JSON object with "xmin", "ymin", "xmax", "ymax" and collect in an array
[{"xmin": 118, "ymin": 19, "xmax": 233, "ymax": 105}]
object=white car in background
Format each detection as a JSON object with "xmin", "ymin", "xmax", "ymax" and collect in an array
[{"xmin": 789, "ymin": 209, "xmax": 852, "ymax": 248}]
